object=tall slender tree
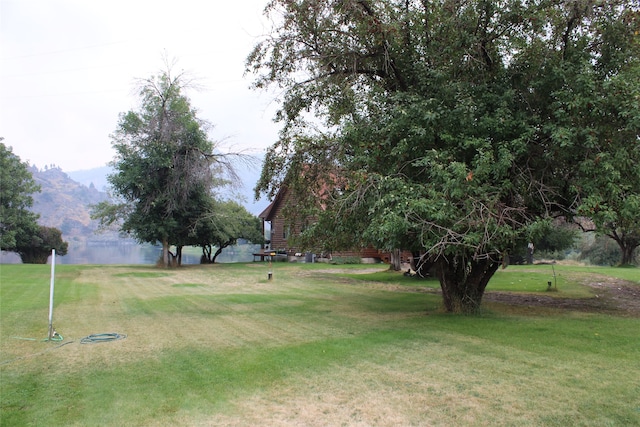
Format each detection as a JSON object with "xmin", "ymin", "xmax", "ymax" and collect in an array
[{"xmin": 93, "ymin": 64, "xmax": 232, "ymax": 267}]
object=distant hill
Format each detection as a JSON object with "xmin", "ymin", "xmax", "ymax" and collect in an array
[
  {"xmin": 29, "ymin": 166, "xmax": 118, "ymax": 244},
  {"xmin": 68, "ymin": 166, "xmax": 112, "ymax": 192}
]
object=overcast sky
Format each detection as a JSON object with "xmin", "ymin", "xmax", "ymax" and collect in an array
[{"xmin": 0, "ymin": 0, "xmax": 280, "ymax": 172}]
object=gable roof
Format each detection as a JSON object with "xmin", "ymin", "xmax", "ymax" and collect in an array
[
  {"xmin": 258, "ymin": 164, "xmax": 343, "ymax": 223},
  {"xmin": 258, "ymin": 186, "xmax": 288, "ymax": 222}
]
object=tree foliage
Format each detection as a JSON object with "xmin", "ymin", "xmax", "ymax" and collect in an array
[
  {"xmin": 93, "ymin": 64, "xmax": 255, "ymax": 267},
  {"xmin": 572, "ymin": 59, "xmax": 640, "ymax": 265},
  {"xmin": 248, "ymin": 0, "xmax": 640, "ymax": 312},
  {"xmin": 93, "ymin": 66, "xmax": 222, "ymax": 266},
  {"xmin": 197, "ymin": 200, "xmax": 264, "ymax": 263},
  {"xmin": 15, "ymin": 225, "xmax": 69, "ymax": 264},
  {"xmin": 0, "ymin": 141, "xmax": 41, "ymax": 251},
  {"xmin": 1, "ymin": 141, "xmax": 69, "ymax": 264}
]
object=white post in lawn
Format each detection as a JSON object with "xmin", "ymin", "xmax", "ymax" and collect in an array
[{"xmin": 48, "ymin": 249, "xmax": 56, "ymax": 340}]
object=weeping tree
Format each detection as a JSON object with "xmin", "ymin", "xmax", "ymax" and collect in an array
[
  {"xmin": 93, "ymin": 62, "xmax": 238, "ymax": 267},
  {"xmin": 248, "ymin": 0, "xmax": 639, "ymax": 312}
]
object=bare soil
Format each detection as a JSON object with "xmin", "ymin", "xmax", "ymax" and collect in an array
[
  {"xmin": 321, "ymin": 266, "xmax": 640, "ymax": 316},
  {"xmin": 484, "ymin": 275, "xmax": 640, "ymax": 316}
]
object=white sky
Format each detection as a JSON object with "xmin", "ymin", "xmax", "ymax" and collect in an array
[{"xmin": 0, "ymin": 0, "xmax": 281, "ymax": 172}]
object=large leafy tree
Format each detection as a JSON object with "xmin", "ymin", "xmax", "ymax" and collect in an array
[
  {"xmin": 0, "ymin": 141, "xmax": 41, "ymax": 251},
  {"xmin": 248, "ymin": 0, "xmax": 639, "ymax": 312},
  {"xmin": 572, "ymin": 60, "xmax": 640, "ymax": 265},
  {"xmin": 93, "ymin": 65, "xmax": 231, "ymax": 267}
]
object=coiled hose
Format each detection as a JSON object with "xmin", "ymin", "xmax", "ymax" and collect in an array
[{"xmin": 80, "ymin": 333, "xmax": 127, "ymax": 344}]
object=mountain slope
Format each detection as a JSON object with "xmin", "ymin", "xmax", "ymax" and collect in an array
[
  {"xmin": 67, "ymin": 166, "xmax": 112, "ymax": 192},
  {"xmin": 29, "ymin": 166, "xmax": 113, "ymax": 242}
]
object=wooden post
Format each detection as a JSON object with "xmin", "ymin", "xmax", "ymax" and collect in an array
[{"xmin": 268, "ymin": 252, "xmax": 276, "ymax": 280}]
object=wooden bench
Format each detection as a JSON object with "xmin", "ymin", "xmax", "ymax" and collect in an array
[{"xmin": 252, "ymin": 251, "xmax": 276, "ymax": 261}]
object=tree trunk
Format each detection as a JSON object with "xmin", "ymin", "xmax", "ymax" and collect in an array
[
  {"xmin": 611, "ymin": 233, "xmax": 639, "ymax": 266},
  {"xmin": 176, "ymin": 245, "xmax": 183, "ymax": 267},
  {"xmin": 162, "ymin": 238, "xmax": 170, "ymax": 267},
  {"xmin": 389, "ymin": 248, "xmax": 402, "ymax": 271},
  {"xmin": 201, "ymin": 244, "xmax": 213, "ymax": 263},
  {"xmin": 433, "ymin": 255, "xmax": 501, "ymax": 314},
  {"xmin": 212, "ymin": 246, "xmax": 223, "ymax": 263},
  {"xmin": 620, "ymin": 243, "xmax": 638, "ymax": 266},
  {"xmin": 18, "ymin": 251, "xmax": 50, "ymax": 264},
  {"xmin": 212, "ymin": 241, "xmax": 233, "ymax": 263}
]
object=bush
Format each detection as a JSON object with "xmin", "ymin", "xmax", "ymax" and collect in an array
[
  {"xmin": 16, "ymin": 225, "xmax": 68, "ymax": 264},
  {"xmin": 578, "ymin": 234, "xmax": 625, "ymax": 266}
]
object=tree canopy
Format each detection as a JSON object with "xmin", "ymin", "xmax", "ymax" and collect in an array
[
  {"xmin": 572, "ymin": 59, "xmax": 640, "ymax": 265},
  {"xmin": 15, "ymin": 225, "xmax": 69, "ymax": 264},
  {"xmin": 197, "ymin": 200, "xmax": 264, "ymax": 264},
  {"xmin": 0, "ymin": 141, "xmax": 41, "ymax": 251},
  {"xmin": 248, "ymin": 0, "xmax": 640, "ymax": 312},
  {"xmin": 93, "ymin": 64, "xmax": 257, "ymax": 266}
]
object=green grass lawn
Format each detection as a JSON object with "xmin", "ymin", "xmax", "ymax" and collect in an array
[{"xmin": 1, "ymin": 262, "xmax": 639, "ymax": 426}]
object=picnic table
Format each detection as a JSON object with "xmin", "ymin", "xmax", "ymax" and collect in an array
[{"xmin": 252, "ymin": 250, "xmax": 276, "ymax": 261}]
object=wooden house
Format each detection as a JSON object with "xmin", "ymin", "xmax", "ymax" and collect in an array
[{"xmin": 258, "ymin": 185, "xmax": 400, "ymax": 264}]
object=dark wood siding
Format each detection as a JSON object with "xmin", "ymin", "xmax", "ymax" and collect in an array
[{"xmin": 261, "ymin": 185, "xmax": 412, "ymax": 264}]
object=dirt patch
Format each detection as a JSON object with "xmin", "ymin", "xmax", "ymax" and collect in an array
[
  {"xmin": 484, "ymin": 277, "xmax": 640, "ymax": 316},
  {"xmin": 314, "ymin": 266, "xmax": 640, "ymax": 316},
  {"xmin": 311, "ymin": 267, "xmax": 392, "ymax": 275}
]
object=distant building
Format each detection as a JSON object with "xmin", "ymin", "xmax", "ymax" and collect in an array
[{"xmin": 258, "ymin": 185, "xmax": 406, "ymax": 264}]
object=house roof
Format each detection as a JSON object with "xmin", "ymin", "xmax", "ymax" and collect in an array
[
  {"xmin": 258, "ymin": 167, "xmax": 342, "ymax": 222},
  {"xmin": 258, "ymin": 186, "xmax": 288, "ymax": 221}
]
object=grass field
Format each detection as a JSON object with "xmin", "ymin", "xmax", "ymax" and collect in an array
[{"xmin": 1, "ymin": 262, "xmax": 639, "ymax": 426}]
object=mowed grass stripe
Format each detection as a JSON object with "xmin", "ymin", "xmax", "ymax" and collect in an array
[{"xmin": 1, "ymin": 263, "xmax": 639, "ymax": 426}]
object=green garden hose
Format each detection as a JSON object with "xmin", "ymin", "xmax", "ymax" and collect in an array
[
  {"xmin": 11, "ymin": 332, "xmax": 64, "ymax": 342},
  {"xmin": 80, "ymin": 333, "xmax": 127, "ymax": 344},
  {"xmin": 3, "ymin": 332, "xmax": 126, "ymax": 365}
]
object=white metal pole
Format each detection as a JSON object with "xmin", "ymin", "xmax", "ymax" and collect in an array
[{"xmin": 48, "ymin": 249, "xmax": 56, "ymax": 340}]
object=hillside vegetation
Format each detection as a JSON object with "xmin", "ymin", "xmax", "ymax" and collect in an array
[{"xmin": 29, "ymin": 166, "xmax": 116, "ymax": 243}]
